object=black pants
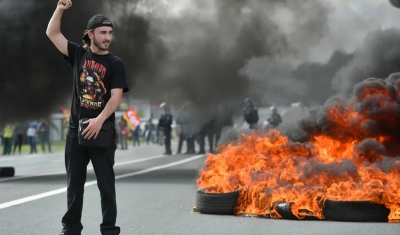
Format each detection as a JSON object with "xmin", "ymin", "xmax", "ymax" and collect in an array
[
  {"xmin": 13, "ymin": 134, "xmax": 23, "ymax": 154},
  {"xmin": 118, "ymin": 133, "xmax": 127, "ymax": 149},
  {"xmin": 199, "ymin": 127, "xmax": 214, "ymax": 153},
  {"xmin": 185, "ymin": 136, "xmax": 196, "ymax": 153},
  {"xmin": 2, "ymin": 137, "xmax": 12, "ymax": 155},
  {"xmin": 132, "ymin": 135, "xmax": 140, "ymax": 146},
  {"xmin": 164, "ymin": 129, "xmax": 171, "ymax": 154},
  {"xmin": 61, "ymin": 129, "xmax": 120, "ymax": 235},
  {"xmin": 177, "ymin": 132, "xmax": 186, "ymax": 153},
  {"xmin": 40, "ymin": 132, "xmax": 52, "ymax": 153}
]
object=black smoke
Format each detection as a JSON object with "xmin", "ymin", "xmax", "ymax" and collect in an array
[
  {"xmin": 0, "ymin": 0, "xmax": 336, "ymax": 127},
  {"xmin": 2, "ymin": 0, "xmax": 400, "ymax": 129}
]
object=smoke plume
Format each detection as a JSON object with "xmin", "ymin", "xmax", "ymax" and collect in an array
[{"xmin": 1, "ymin": 0, "xmax": 400, "ymax": 127}]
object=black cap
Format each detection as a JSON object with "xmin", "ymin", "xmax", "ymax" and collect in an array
[{"xmin": 82, "ymin": 14, "xmax": 113, "ymax": 40}]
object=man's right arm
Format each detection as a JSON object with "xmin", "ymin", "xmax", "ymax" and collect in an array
[{"xmin": 46, "ymin": 1, "xmax": 72, "ymax": 56}]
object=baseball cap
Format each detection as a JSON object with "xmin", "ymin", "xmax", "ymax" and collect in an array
[{"xmin": 82, "ymin": 14, "xmax": 113, "ymax": 40}]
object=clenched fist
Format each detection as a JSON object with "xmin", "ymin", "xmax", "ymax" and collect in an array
[{"xmin": 57, "ymin": 0, "xmax": 72, "ymax": 10}]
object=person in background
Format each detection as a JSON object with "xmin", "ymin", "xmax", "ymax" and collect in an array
[
  {"xmin": 155, "ymin": 122, "xmax": 162, "ymax": 145},
  {"xmin": 2, "ymin": 124, "xmax": 13, "ymax": 155},
  {"xmin": 12, "ymin": 122, "xmax": 25, "ymax": 155},
  {"xmin": 184, "ymin": 102, "xmax": 198, "ymax": 154},
  {"xmin": 243, "ymin": 98, "xmax": 259, "ymax": 129},
  {"xmin": 197, "ymin": 118, "xmax": 215, "ymax": 155},
  {"xmin": 267, "ymin": 106, "xmax": 283, "ymax": 129},
  {"xmin": 27, "ymin": 122, "xmax": 38, "ymax": 154},
  {"xmin": 117, "ymin": 117, "xmax": 128, "ymax": 149},
  {"xmin": 175, "ymin": 102, "xmax": 189, "ymax": 154},
  {"xmin": 158, "ymin": 102, "xmax": 173, "ymax": 155},
  {"xmin": 131, "ymin": 126, "xmax": 141, "ymax": 147},
  {"xmin": 144, "ymin": 119, "xmax": 155, "ymax": 144},
  {"xmin": 38, "ymin": 120, "xmax": 52, "ymax": 153},
  {"xmin": 214, "ymin": 102, "xmax": 234, "ymax": 150}
]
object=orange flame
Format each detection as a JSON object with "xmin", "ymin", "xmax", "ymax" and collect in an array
[{"xmin": 197, "ymin": 79, "xmax": 400, "ymax": 222}]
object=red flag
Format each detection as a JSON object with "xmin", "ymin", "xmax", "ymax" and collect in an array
[{"xmin": 123, "ymin": 106, "xmax": 141, "ymax": 130}]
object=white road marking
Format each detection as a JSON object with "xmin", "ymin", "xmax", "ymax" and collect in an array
[
  {"xmin": 0, "ymin": 154, "xmax": 204, "ymax": 210},
  {"xmin": 0, "ymin": 152, "xmax": 63, "ymax": 162},
  {"xmin": 0, "ymin": 154, "xmax": 166, "ymax": 182}
]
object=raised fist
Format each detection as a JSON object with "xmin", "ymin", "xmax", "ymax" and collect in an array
[{"xmin": 57, "ymin": 0, "xmax": 72, "ymax": 10}]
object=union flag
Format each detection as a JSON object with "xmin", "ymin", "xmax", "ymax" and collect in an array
[{"xmin": 122, "ymin": 106, "xmax": 141, "ymax": 130}]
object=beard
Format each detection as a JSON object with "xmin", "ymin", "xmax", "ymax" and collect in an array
[{"xmin": 93, "ymin": 36, "xmax": 110, "ymax": 51}]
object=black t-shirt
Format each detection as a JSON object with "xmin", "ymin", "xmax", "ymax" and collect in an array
[{"xmin": 63, "ymin": 41, "xmax": 129, "ymax": 128}]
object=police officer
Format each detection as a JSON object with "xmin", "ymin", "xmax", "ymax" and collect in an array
[
  {"xmin": 243, "ymin": 98, "xmax": 259, "ymax": 129},
  {"xmin": 158, "ymin": 102, "xmax": 173, "ymax": 155}
]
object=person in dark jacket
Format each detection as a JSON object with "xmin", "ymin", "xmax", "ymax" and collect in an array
[
  {"xmin": 158, "ymin": 102, "xmax": 173, "ymax": 155},
  {"xmin": 243, "ymin": 98, "xmax": 259, "ymax": 129}
]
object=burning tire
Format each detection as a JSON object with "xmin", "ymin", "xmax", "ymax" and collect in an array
[
  {"xmin": 275, "ymin": 202, "xmax": 318, "ymax": 220},
  {"xmin": 0, "ymin": 167, "xmax": 15, "ymax": 177},
  {"xmin": 195, "ymin": 189, "xmax": 239, "ymax": 215},
  {"xmin": 323, "ymin": 199, "xmax": 390, "ymax": 222}
]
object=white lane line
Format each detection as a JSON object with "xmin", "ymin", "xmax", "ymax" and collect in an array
[
  {"xmin": 0, "ymin": 154, "xmax": 204, "ymax": 210},
  {"xmin": 0, "ymin": 154, "xmax": 166, "ymax": 182},
  {"xmin": 0, "ymin": 152, "xmax": 63, "ymax": 162},
  {"xmin": 115, "ymin": 154, "xmax": 204, "ymax": 180}
]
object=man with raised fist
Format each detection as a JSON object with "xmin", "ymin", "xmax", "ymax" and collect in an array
[{"xmin": 46, "ymin": 0, "xmax": 129, "ymax": 234}]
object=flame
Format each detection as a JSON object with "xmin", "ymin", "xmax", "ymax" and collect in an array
[{"xmin": 197, "ymin": 78, "xmax": 400, "ymax": 222}]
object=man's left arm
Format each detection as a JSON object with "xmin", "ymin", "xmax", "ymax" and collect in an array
[{"xmin": 82, "ymin": 88, "xmax": 123, "ymax": 139}]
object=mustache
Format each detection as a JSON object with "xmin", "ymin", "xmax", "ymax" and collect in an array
[{"xmin": 102, "ymin": 40, "xmax": 111, "ymax": 43}]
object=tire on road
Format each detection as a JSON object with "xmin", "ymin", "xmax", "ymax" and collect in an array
[
  {"xmin": 0, "ymin": 167, "xmax": 15, "ymax": 177},
  {"xmin": 323, "ymin": 199, "xmax": 390, "ymax": 222},
  {"xmin": 275, "ymin": 202, "xmax": 318, "ymax": 220},
  {"xmin": 195, "ymin": 189, "xmax": 239, "ymax": 215}
]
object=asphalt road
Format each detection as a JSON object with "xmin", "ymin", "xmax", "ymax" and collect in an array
[{"xmin": 1, "ymin": 141, "xmax": 400, "ymax": 235}]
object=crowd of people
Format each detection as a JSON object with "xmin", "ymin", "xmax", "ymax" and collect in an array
[
  {"xmin": 1, "ymin": 100, "xmax": 283, "ymax": 156},
  {"xmin": 0, "ymin": 120, "xmax": 52, "ymax": 155},
  {"xmin": 116, "ymin": 98, "xmax": 284, "ymax": 156}
]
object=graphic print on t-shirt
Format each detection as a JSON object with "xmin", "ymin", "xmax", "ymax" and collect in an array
[{"xmin": 79, "ymin": 60, "xmax": 107, "ymax": 109}]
